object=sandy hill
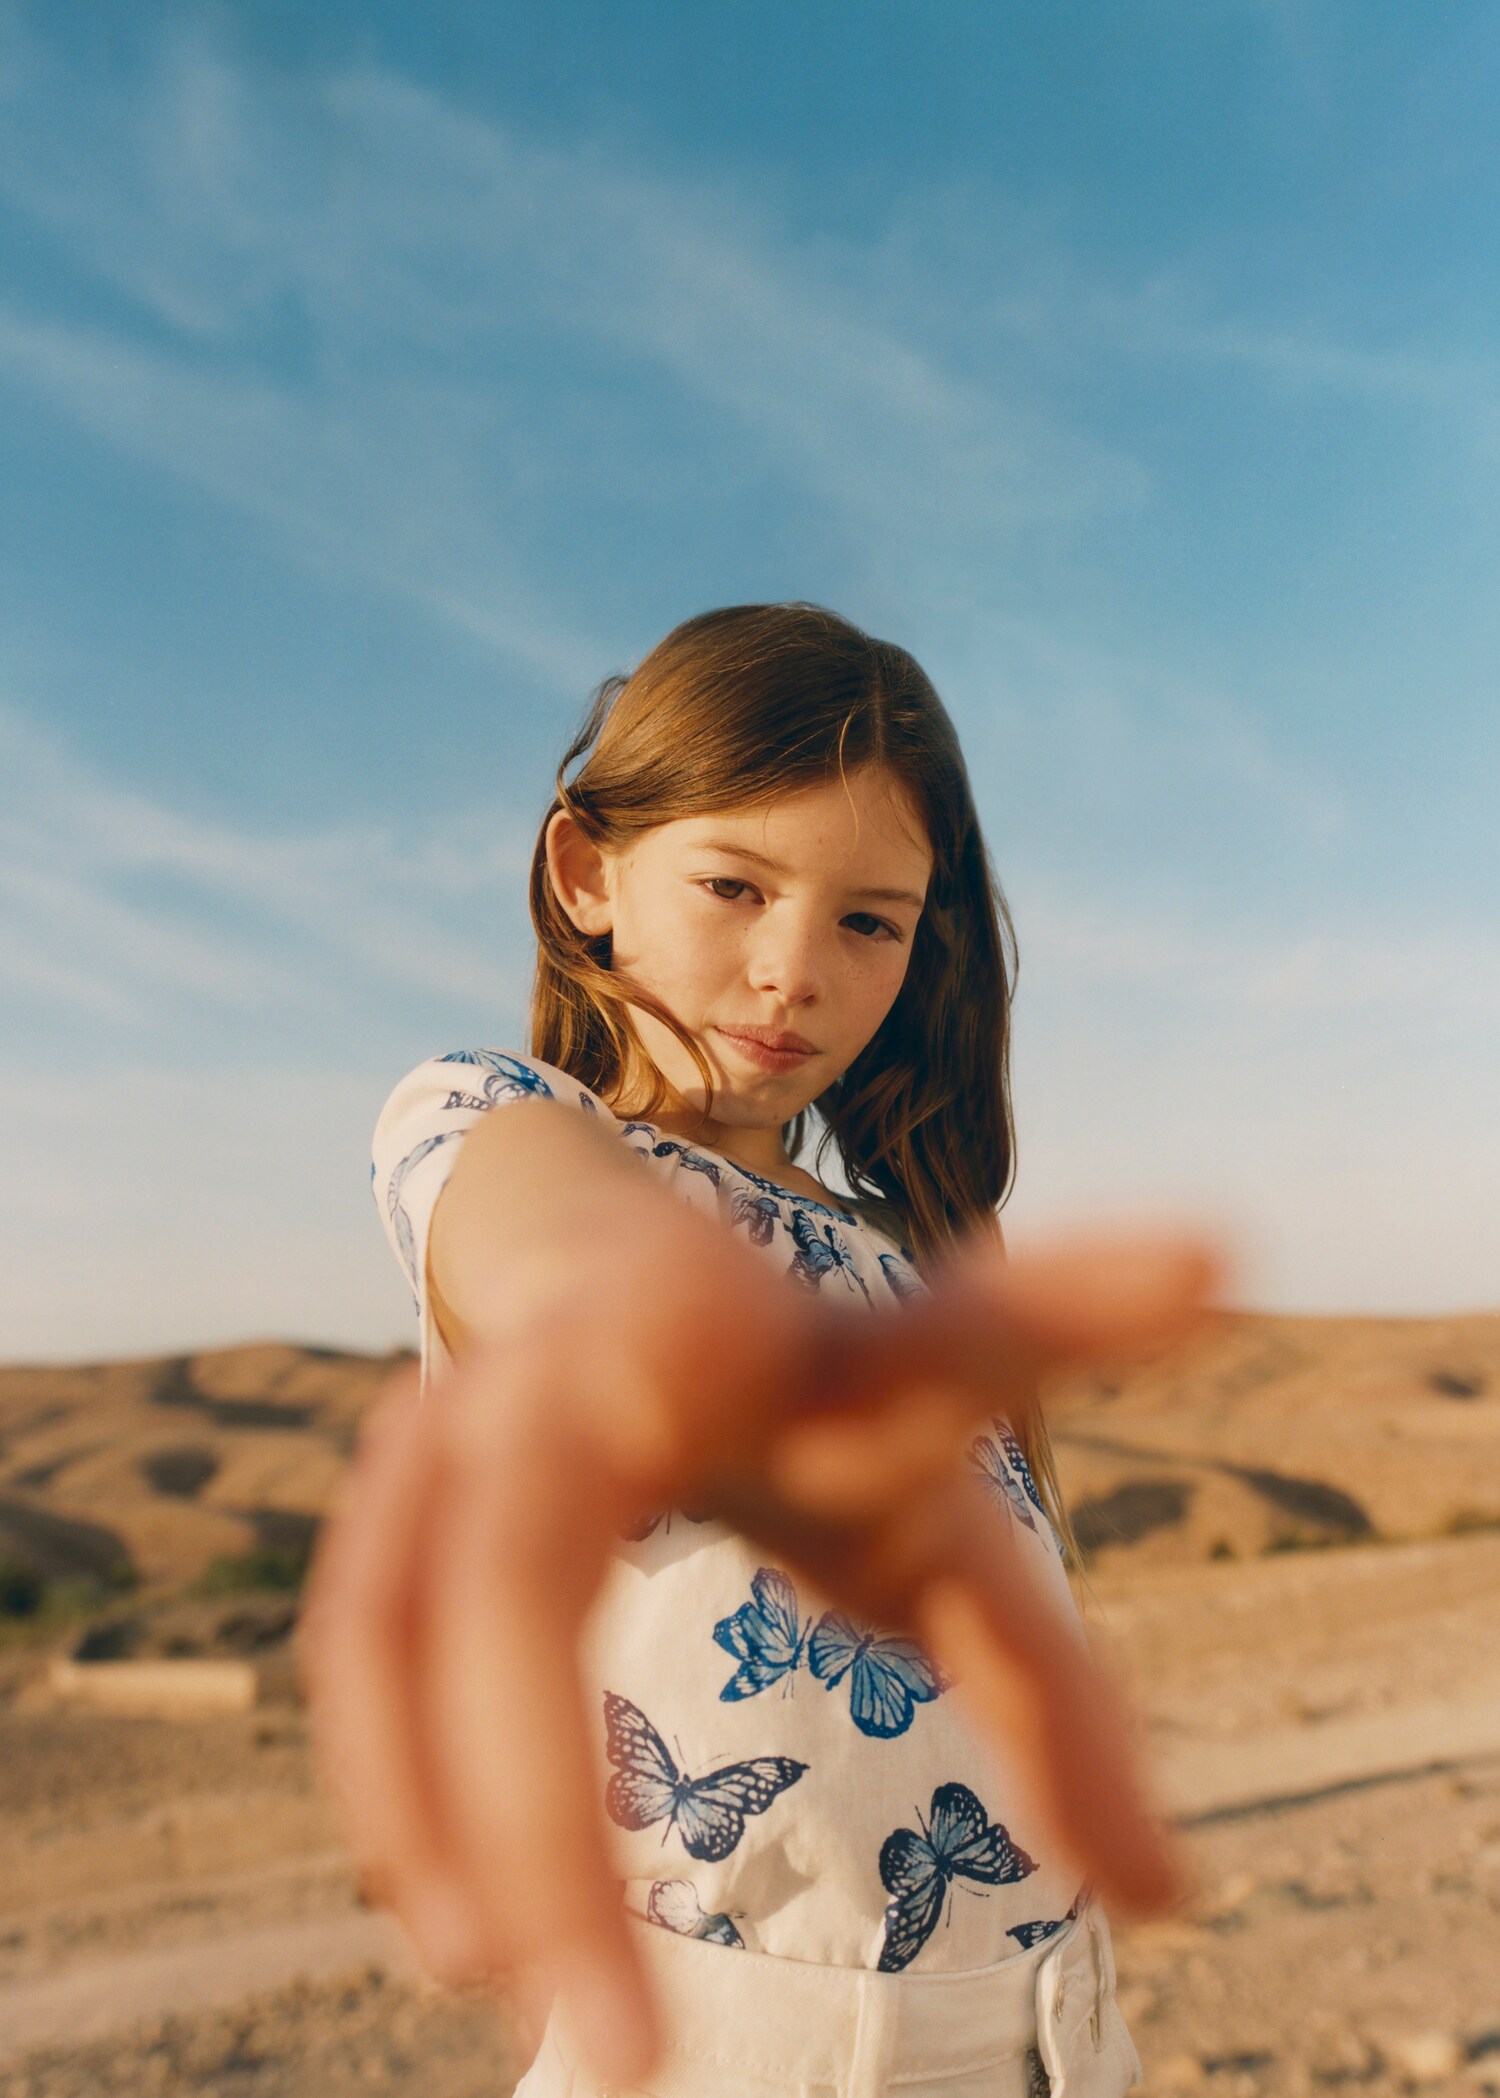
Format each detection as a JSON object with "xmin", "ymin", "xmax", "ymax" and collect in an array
[
  {"xmin": 1048, "ymin": 1307, "xmax": 1500, "ymax": 1567},
  {"xmin": 0, "ymin": 1312, "xmax": 1497, "ymax": 1593},
  {"xmin": 0, "ymin": 1344, "xmax": 405, "ymax": 1590}
]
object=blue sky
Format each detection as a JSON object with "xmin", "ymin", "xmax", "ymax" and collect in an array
[{"xmin": 1, "ymin": 1, "xmax": 1495, "ymax": 1357}]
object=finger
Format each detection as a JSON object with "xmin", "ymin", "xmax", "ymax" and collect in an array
[
  {"xmin": 919, "ymin": 1492, "xmax": 1186, "ymax": 1916},
  {"xmin": 766, "ymin": 1382, "xmax": 968, "ymax": 1520},
  {"xmin": 793, "ymin": 1229, "xmax": 1225, "ymax": 1451},
  {"xmin": 939, "ymin": 1227, "xmax": 1225, "ymax": 1369},
  {"xmin": 421, "ymin": 1338, "xmax": 660, "ymax": 2089},
  {"xmin": 300, "ymin": 1363, "xmax": 480, "ymax": 1979}
]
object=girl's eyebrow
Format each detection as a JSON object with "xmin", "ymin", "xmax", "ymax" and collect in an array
[{"xmin": 695, "ymin": 840, "xmax": 927, "ymax": 910}]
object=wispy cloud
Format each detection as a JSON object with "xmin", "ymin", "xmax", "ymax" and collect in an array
[
  {"xmin": 0, "ymin": 29, "xmax": 1148, "ymax": 661},
  {"xmin": 0, "ymin": 700, "xmax": 530, "ymax": 1030}
]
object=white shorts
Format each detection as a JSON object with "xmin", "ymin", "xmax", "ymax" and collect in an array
[{"xmin": 514, "ymin": 1895, "xmax": 1141, "ymax": 2098}]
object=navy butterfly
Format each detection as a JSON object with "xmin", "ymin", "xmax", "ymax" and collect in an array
[
  {"xmin": 1007, "ymin": 1913, "xmax": 1072, "ymax": 1950},
  {"xmin": 877, "ymin": 1782, "xmax": 1038, "ymax": 1972},
  {"xmin": 647, "ymin": 1879, "xmax": 745, "ymax": 1948},
  {"xmin": 714, "ymin": 1567, "xmax": 807, "ymax": 1699},
  {"xmin": 437, "ymin": 1047, "xmax": 555, "ymax": 1100},
  {"xmin": 878, "ymin": 1252, "xmax": 925, "ymax": 1303},
  {"xmin": 785, "ymin": 1204, "xmax": 841, "ymax": 1288},
  {"xmin": 787, "ymin": 1207, "xmax": 872, "ymax": 1303},
  {"xmin": 729, "ymin": 1186, "xmax": 782, "ymax": 1247},
  {"xmin": 602, "ymin": 1692, "xmax": 807, "ymax": 1861},
  {"xmin": 808, "ymin": 1612, "xmax": 948, "ymax": 1739},
  {"xmin": 967, "ymin": 1430, "xmax": 1038, "ymax": 1533},
  {"xmin": 386, "ymin": 1131, "xmax": 464, "ymax": 1288},
  {"xmin": 996, "ymin": 1424, "xmax": 1047, "ymax": 1519},
  {"xmin": 647, "ymin": 1137, "xmax": 723, "ymax": 1187}
]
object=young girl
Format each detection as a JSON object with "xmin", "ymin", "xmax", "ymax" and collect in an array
[{"xmin": 305, "ymin": 603, "xmax": 1217, "ymax": 2098}]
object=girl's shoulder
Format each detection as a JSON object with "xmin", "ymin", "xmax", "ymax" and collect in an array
[{"xmin": 375, "ymin": 1046, "xmax": 614, "ymax": 1141}]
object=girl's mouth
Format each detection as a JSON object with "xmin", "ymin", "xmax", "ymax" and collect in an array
[{"xmin": 715, "ymin": 1028, "xmax": 817, "ymax": 1074}]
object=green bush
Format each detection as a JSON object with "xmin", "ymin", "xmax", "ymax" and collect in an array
[
  {"xmin": 192, "ymin": 1545, "xmax": 313, "ymax": 1596},
  {"xmin": 0, "ymin": 1559, "xmax": 45, "ymax": 1617}
]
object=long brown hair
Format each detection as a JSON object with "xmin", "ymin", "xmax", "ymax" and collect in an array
[{"xmin": 526, "ymin": 601, "xmax": 1075, "ymax": 1559}]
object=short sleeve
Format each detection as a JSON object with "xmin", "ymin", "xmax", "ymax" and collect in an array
[{"xmin": 370, "ymin": 1047, "xmax": 613, "ymax": 1388}]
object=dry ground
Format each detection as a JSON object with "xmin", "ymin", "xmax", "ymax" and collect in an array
[
  {"xmin": 2, "ymin": 1317, "xmax": 1499, "ymax": 2095},
  {"xmin": 0, "ymin": 1533, "xmax": 1497, "ymax": 2095}
]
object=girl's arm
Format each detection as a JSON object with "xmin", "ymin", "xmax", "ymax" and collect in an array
[
  {"xmin": 310, "ymin": 1105, "xmax": 1219, "ymax": 2091},
  {"xmin": 425, "ymin": 1096, "xmax": 657, "ymax": 1359}
]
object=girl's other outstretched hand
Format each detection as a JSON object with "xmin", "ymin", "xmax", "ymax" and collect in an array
[{"xmin": 299, "ymin": 1215, "xmax": 1222, "ymax": 2091}]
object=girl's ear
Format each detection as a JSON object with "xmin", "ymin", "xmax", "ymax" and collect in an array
[{"xmin": 545, "ymin": 807, "xmax": 614, "ymax": 938}]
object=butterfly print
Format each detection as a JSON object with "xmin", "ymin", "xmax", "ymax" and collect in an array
[
  {"xmin": 437, "ymin": 1048, "xmax": 555, "ymax": 1100},
  {"xmin": 786, "ymin": 1206, "xmax": 872, "ymax": 1302},
  {"xmin": 877, "ymin": 1782, "xmax": 1037, "ymax": 1972},
  {"xmin": 386, "ymin": 1131, "xmax": 464, "ymax": 1288},
  {"xmin": 713, "ymin": 1569, "xmax": 946, "ymax": 1738},
  {"xmin": 996, "ymin": 1424, "xmax": 1047, "ymax": 1519},
  {"xmin": 807, "ymin": 1612, "xmax": 947, "ymax": 1739},
  {"xmin": 602, "ymin": 1692, "xmax": 807, "ymax": 1862},
  {"xmin": 878, "ymin": 1251, "xmax": 925, "ymax": 1302},
  {"xmin": 647, "ymin": 1138, "xmax": 723, "ymax": 1187},
  {"xmin": 967, "ymin": 1431, "xmax": 1038, "ymax": 1533},
  {"xmin": 646, "ymin": 1879, "xmax": 745, "ymax": 1948},
  {"xmin": 729, "ymin": 1186, "xmax": 782, "ymax": 1247},
  {"xmin": 714, "ymin": 1567, "xmax": 807, "ymax": 1699}
]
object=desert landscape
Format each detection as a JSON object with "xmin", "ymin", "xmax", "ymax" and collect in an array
[{"xmin": 2, "ymin": 1310, "xmax": 1499, "ymax": 2097}]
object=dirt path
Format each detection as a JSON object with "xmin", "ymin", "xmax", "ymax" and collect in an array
[{"xmin": 5, "ymin": 1531, "xmax": 1500, "ymax": 2095}]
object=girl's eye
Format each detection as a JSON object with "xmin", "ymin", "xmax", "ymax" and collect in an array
[
  {"xmin": 839, "ymin": 910, "xmax": 897, "ymax": 944},
  {"xmin": 696, "ymin": 876, "xmax": 897, "ymax": 944}
]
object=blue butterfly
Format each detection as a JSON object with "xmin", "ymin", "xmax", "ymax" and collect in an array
[
  {"xmin": 646, "ymin": 1879, "xmax": 745, "ymax": 1948},
  {"xmin": 808, "ymin": 1612, "xmax": 948, "ymax": 1739},
  {"xmin": 1007, "ymin": 1913, "xmax": 1072, "ymax": 1950},
  {"xmin": 729, "ymin": 1187, "xmax": 782, "ymax": 1247},
  {"xmin": 877, "ymin": 1782, "xmax": 1038, "ymax": 1972},
  {"xmin": 996, "ymin": 1424, "xmax": 1047, "ymax": 1520},
  {"xmin": 878, "ymin": 1252, "xmax": 925, "ymax": 1302},
  {"xmin": 722, "ymin": 1159, "xmax": 855, "ymax": 1221},
  {"xmin": 648, "ymin": 1138, "xmax": 723, "ymax": 1187},
  {"xmin": 786, "ymin": 1207, "xmax": 872, "ymax": 1303},
  {"xmin": 714, "ymin": 1567, "xmax": 807, "ymax": 1699},
  {"xmin": 713, "ymin": 1570, "xmax": 946, "ymax": 1738},
  {"xmin": 602, "ymin": 1692, "xmax": 807, "ymax": 1862},
  {"xmin": 437, "ymin": 1048, "xmax": 554, "ymax": 1099},
  {"xmin": 786, "ymin": 1205, "xmax": 840, "ymax": 1287},
  {"xmin": 386, "ymin": 1131, "xmax": 464, "ymax": 1287},
  {"xmin": 967, "ymin": 1430, "xmax": 1038, "ymax": 1533}
]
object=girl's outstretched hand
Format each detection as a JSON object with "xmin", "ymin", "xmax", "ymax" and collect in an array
[{"xmin": 299, "ymin": 1208, "xmax": 1221, "ymax": 2090}]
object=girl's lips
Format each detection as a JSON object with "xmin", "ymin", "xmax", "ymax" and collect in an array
[{"xmin": 717, "ymin": 1028, "xmax": 817, "ymax": 1072}]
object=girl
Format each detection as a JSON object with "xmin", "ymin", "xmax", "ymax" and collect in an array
[{"xmin": 304, "ymin": 603, "xmax": 1218, "ymax": 2098}]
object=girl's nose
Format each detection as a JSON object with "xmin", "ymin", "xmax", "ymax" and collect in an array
[{"xmin": 747, "ymin": 919, "xmax": 824, "ymax": 1006}]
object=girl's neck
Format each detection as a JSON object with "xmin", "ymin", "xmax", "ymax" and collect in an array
[{"xmin": 648, "ymin": 1109, "xmax": 836, "ymax": 1206}]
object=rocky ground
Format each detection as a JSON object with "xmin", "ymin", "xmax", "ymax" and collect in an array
[{"xmin": 1, "ymin": 1316, "xmax": 1498, "ymax": 2095}]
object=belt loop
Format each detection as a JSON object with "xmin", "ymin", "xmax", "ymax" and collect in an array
[{"xmin": 844, "ymin": 1969, "xmax": 897, "ymax": 2098}]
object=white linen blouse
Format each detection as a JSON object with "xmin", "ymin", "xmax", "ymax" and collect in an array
[{"xmin": 371, "ymin": 1047, "xmax": 1086, "ymax": 1976}]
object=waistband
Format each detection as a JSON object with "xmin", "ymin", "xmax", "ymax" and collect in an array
[{"xmin": 549, "ymin": 1895, "xmax": 1141, "ymax": 2097}]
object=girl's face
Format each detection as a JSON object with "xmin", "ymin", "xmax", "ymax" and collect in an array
[{"xmin": 549, "ymin": 764, "xmax": 932, "ymax": 1142}]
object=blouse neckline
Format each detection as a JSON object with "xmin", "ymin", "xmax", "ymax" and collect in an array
[{"xmin": 619, "ymin": 1117, "xmax": 860, "ymax": 1223}]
